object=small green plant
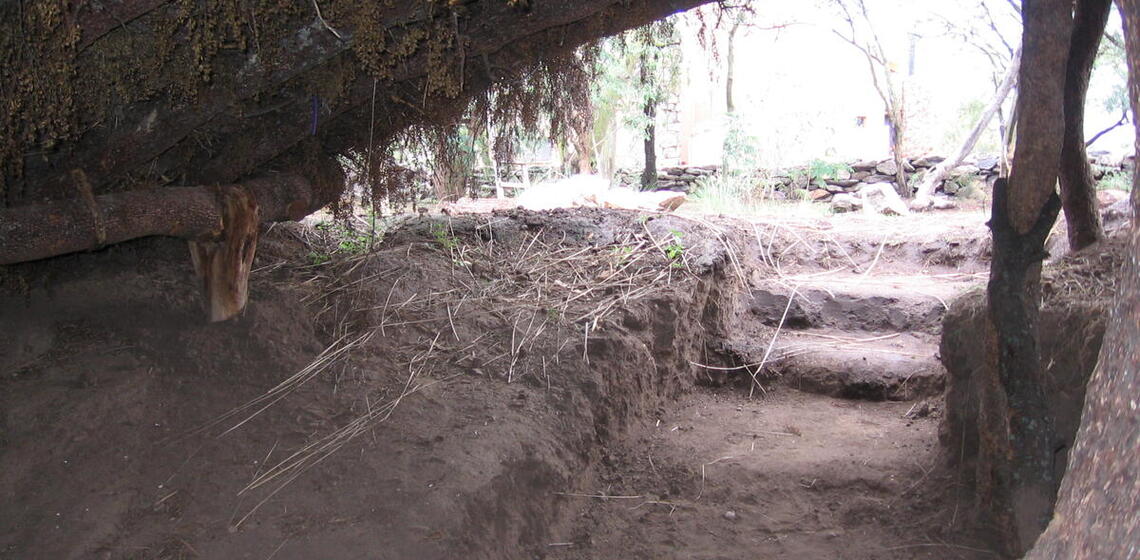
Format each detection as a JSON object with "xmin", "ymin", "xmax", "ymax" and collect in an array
[
  {"xmin": 610, "ymin": 245, "xmax": 635, "ymax": 265},
  {"xmin": 431, "ymin": 223, "xmax": 459, "ymax": 250},
  {"xmin": 793, "ymin": 159, "xmax": 853, "ymax": 188},
  {"xmin": 546, "ymin": 308, "xmax": 561, "ymax": 321},
  {"xmin": 314, "ymin": 221, "xmax": 373, "ymax": 258},
  {"xmin": 307, "ymin": 251, "xmax": 331, "ymax": 266},
  {"xmin": 664, "ymin": 230, "xmax": 685, "ymax": 268},
  {"xmin": 1097, "ymin": 169, "xmax": 1133, "ymax": 191}
]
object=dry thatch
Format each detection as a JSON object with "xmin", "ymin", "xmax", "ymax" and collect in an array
[{"xmin": 0, "ymin": 0, "xmax": 711, "ymax": 215}]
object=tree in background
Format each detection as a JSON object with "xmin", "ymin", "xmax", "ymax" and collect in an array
[
  {"xmin": 1058, "ymin": 0, "xmax": 1113, "ymax": 252},
  {"xmin": 590, "ymin": 21, "xmax": 682, "ymax": 189},
  {"xmin": 1087, "ymin": 28, "xmax": 1130, "ymax": 147},
  {"xmin": 910, "ymin": 0, "xmax": 1021, "ymax": 209},
  {"xmin": 830, "ymin": 0, "xmax": 910, "ymax": 197}
]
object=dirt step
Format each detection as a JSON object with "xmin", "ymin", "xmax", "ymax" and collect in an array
[
  {"xmin": 730, "ymin": 330, "xmax": 945, "ymax": 401},
  {"xmin": 550, "ymin": 390, "xmax": 987, "ymax": 560},
  {"xmin": 743, "ymin": 273, "xmax": 982, "ymax": 335}
]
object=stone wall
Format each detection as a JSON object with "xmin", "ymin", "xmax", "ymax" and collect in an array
[{"xmin": 616, "ymin": 152, "xmax": 1133, "ymax": 201}]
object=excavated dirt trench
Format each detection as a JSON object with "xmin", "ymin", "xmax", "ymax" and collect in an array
[{"xmin": 1, "ymin": 208, "xmax": 998, "ymax": 559}]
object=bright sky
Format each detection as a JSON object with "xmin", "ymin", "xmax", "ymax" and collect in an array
[{"xmin": 640, "ymin": 0, "xmax": 1131, "ymax": 168}]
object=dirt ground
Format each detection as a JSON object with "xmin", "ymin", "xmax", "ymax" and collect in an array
[{"xmin": 1, "ymin": 204, "xmax": 1019, "ymax": 559}]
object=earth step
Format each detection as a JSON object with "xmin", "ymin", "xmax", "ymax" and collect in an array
[
  {"xmin": 728, "ymin": 330, "xmax": 945, "ymax": 401},
  {"xmin": 743, "ymin": 274, "xmax": 979, "ymax": 335}
]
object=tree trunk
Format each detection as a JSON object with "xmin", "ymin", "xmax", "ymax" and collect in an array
[
  {"xmin": 1002, "ymin": 94, "xmax": 1020, "ymax": 177},
  {"xmin": 1059, "ymin": 0, "xmax": 1112, "ymax": 252},
  {"xmin": 979, "ymin": 0, "xmax": 1074, "ymax": 555},
  {"xmin": 887, "ymin": 103, "xmax": 910, "ymax": 197},
  {"xmin": 640, "ymin": 53, "xmax": 659, "ymax": 191},
  {"xmin": 573, "ymin": 116, "xmax": 595, "ymax": 175},
  {"xmin": 726, "ymin": 20, "xmax": 740, "ymax": 114},
  {"xmin": 1026, "ymin": 5, "xmax": 1140, "ymax": 556},
  {"xmin": 912, "ymin": 48, "xmax": 1020, "ymax": 209}
]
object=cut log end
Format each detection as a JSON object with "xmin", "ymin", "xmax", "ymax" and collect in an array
[{"xmin": 188, "ymin": 186, "xmax": 260, "ymax": 322}]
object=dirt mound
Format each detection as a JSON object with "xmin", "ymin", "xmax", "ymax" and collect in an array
[
  {"xmin": 939, "ymin": 234, "xmax": 1125, "ymax": 518},
  {"xmin": 2, "ymin": 205, "xmax": 1003, "ymax": 559},
  {"xmin": 0, "ymin": 208, "xmax": 744, "ymax": 559}
]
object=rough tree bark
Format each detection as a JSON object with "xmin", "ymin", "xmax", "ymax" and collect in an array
[
  {"xmin": 1024, "ymin": 1, "xmax": 1140, "ymax": 555},
  {"xmin": 640, "ymin": 51, "xmax": 659, "ymax": 191},
  {"xmin": 912, "ymin": 47, "xmax": 1021, "ymax": 209},
  {"xmin": 978, "ymin": 0, "xmax": 1073, "ymax": 555},
  {"xmin": 1059, "ymin": 0, "xmax": 1113, "ymax": 252}
]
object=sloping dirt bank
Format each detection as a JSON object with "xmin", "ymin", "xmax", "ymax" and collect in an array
[
  {"xmin": 1, "ymin": 209, "xmax": 747, "ymax": 559},
  {"xmin": 2, "ymin": 207, "xmax": 1001, "ymax": 559},
  {"xmin": 940, "ymin": 233, "xmax": 1126, "ymax": 539}
]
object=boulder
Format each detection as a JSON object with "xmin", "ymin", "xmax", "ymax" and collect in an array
[
  {"xmin": 809, "ymin": 188, "xmax": 832, "ymax": 201},
  {"xmin": 858, "ymin": 183, "xmax": 910, "ymax": 216},
  {"xmin": 912, "ymin": 155, "xmax": 945, "ymax": 168},
  {"xmin": 875, "ymin": 160, "xmax": 898, "ymax": 176},
  {"xmin": 851, "ymin": 171, "xmax": 872, "ymax": 181},
  {"xmin": 830, "ymin": 193, "xmax": 863, "ymax": 213},
  {"xmin": 976, "ymin": 156, "xmax": 1000, "ymax": 171},
  {"xmin": 1089, "ymin": 150, "xmax": 1123, "ymax": 167},
  {"xmin": 865, "ymin": 174, "xmax": 895, "ymax": 184},
  {"xmin": 929, "ymin": 195, "xmax": 958, "ymax": 211},
  {"xmin": 950, "ymin": 164, "xmax": 980, "ymax": 177},
  {"xmin": 1096, "ymin": 188, "xmax": 1130, "ymax": 208},
  {"xmin": 852, "ymin": 160, "xmax": 880, "ymax": 172},
  {"xmin": 826, "ymin": 179, "xmax": 860, "ymax": 189}
]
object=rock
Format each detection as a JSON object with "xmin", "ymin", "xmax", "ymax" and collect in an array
[
  {"xmin": 826, "ymin": 179, "xmax": 860, "ymax": 189},
  {"xmin": 912, "ymin": 155, "xmax": 945, "ymax": 168},
  {"xmin": 852, "ymin": 160, "xmax": 879, "ymax": 172},
  {"xmin": 723, "ymin": 511, "xmax": 738, "ymax": 521},
  {"xmin": 930, "ymin": 196, "xmax": 958, "ymax": 210},
  {"xmin": 875, "ymin": 160, "xmax": 898, "ymax": 176},
  {"xmin": 767, "ymin": 190, "xmax": 788, "ymax": 201},
  {"xmin": 688, "ymin": 167, "xmax": 714, "ymax": 176},
  {"xmin": 950, "ymin": 164, "xmax": 980, "ymax": 177},
  {"xmin": 1089, "ymin": 150, "xmax": 1123, "ymax": 167},
  {"xmin": 1096, "ymin": 189, "xmax": 1129, "ymax": 208},
  {"xmin": 956, "ymin": 183, "xmax": 988, "ymax": 201},
  {"xmin": 790, "ymin": 188, "xmax": 811, "ymax": 200},
  {"xmin": 858, "ymin": 183, "xmax": 910, "ymax": 216},
  {"xmin": 865, "ymin": 174, "xmax": 895, "ymax": 184},
  {"xmin": 851, "ymin": 171, "xmax": 872, "ymax": 181},
  {"xmin": 809, "ymin": 188, "xmax": 832, "ymax": 201},
  {"xmin": 830, "ymin": 193, "xmax": 863, "ymax": 213},
  {"xmin": 976, "ymin": 156, "xmax": 999, "ymax": 171},
  {"xmin": 1102, "ymin": 196, "xmax": 1132, "ymax": 228}
]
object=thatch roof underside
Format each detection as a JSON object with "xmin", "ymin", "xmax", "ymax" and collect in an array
[{"xmin": 1, "ymin": 0, "xmax": 712, "ymax": 211}]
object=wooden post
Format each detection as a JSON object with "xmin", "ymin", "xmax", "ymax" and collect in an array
[{"xmin": 188, "ymin": 186, "xmax": 260, "ymax": 322}]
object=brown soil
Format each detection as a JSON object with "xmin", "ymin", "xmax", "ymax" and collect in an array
[
  {"xmin": 546, "ymin": 389, "xmax": 980, "ymax": 560},
  {"xmin": 1, "ymin": 206, "xmax": 1002, "ymax": 559}
]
